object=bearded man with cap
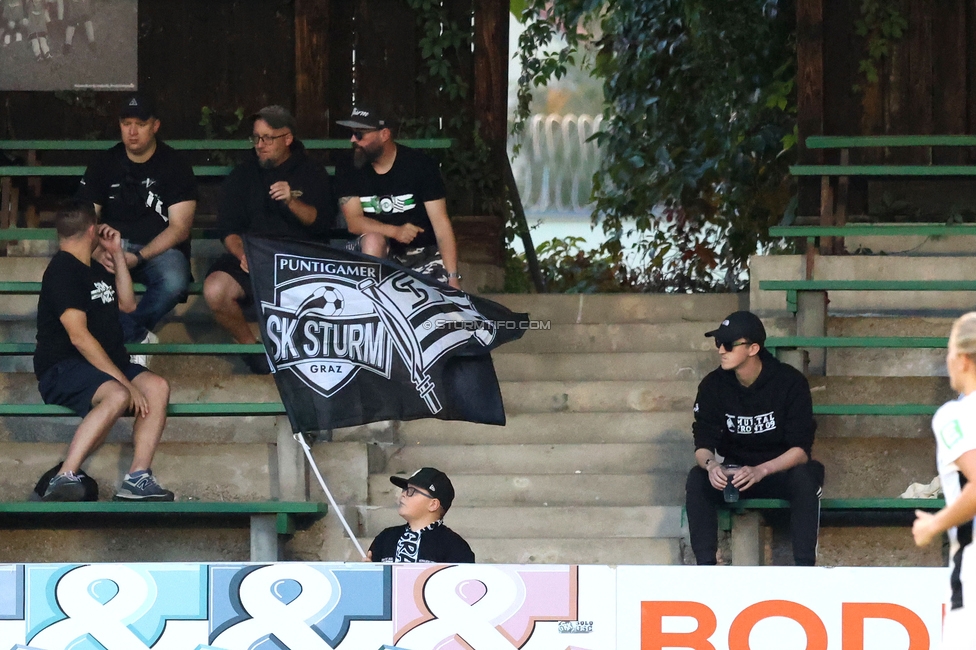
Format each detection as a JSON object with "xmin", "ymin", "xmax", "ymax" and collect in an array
[
  {"xmin": 367, "ymin": 467, "xmax": 475, "ymax": 563},
  {"xmin": 333, "ymin": 107, "xmax": 462, "ymax": 289},
  {"xmin": 204, "ymin": 105, "xmax": 335, "ymax": 374},
  {"xmin": 77, "ymin": 93, "xmax": 197, "ymax": 359},
  {"xmin": 685, "ymin": 310, "xmax": 824, "ymax": 566}
]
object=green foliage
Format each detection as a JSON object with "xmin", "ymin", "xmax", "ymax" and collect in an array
[
  {"xmin": 853, "ymin": 0, "xmax": 907, "ymax": 91},
  {"xmin": 199, "ymin": 106, "xmax": 246, "ymax": 165},
  {"xmin": 514, "ymin": 0, "xmax": 797, "ymax": 291},
  {"xmin": 506, "ymin": 236, "xmax": 642, "ymax": 293}
]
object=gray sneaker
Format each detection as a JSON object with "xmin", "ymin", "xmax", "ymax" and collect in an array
[
  {"xmin": 42, "ymin": 472, "xmax": 86, "ymax": 502},
  {"xmin": 114, "ymin": 469, "xmax": 174, "ymax": 501}
]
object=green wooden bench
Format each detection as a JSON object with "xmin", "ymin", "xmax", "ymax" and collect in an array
[
  {"xmin": 0, "ymin": 501, "xmax": 326, "ymax": 561},
  {"xmin": 789, "ymin": 134, "xmax": 976, "ymax": 257},
  {"xmin": 0, "ymin": 137, "xmax": 452, "ymax": 228},
  {"xmin": 715, "ymin": 497, "xmax": 944, "ymax": 565},
  {"xmin": 758, "ymin": 281, "xmax": 969, "ymax": 374},
  {"xmin": 0, "ymin": 341, "xmax": 283, "ymax": 416}
]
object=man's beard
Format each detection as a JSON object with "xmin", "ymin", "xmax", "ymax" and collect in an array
[
  {"xmin": 258, "ymin": 157, "xmax": 276, "ymax": 170},
  {"xmin": 352, "ymin": 143, "xmax": 380, "ymax": 170}
]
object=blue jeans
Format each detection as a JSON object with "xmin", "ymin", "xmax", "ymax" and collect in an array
[{"xmin": 119, "ymin": 242, "xmax": 191, "ymax": 343}]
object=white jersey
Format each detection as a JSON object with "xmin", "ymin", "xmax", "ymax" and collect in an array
[{"xmin": 932, "ymin": 392, "xmax": 976, "ymax": 612}]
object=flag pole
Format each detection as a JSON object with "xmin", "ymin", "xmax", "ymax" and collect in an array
[{"xmin": 294, "ymin": 433, "xmax": 367, "ymax": 559}]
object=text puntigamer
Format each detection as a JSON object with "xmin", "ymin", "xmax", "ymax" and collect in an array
[{"xmin": 277, "ymin": 257, "xmax": 378, "ymax": 278}]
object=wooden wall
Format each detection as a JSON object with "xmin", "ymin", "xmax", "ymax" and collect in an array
[
  {"xmin": 0, "ymin": 0, "xmax": 508, "ymax": 149},
  {"xmin": 799, "ymin": 0, "xmax": 976, "ymax": 161}
]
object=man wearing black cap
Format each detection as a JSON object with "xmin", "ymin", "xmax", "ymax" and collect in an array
[
  {"xmin": 204, "ymin": 105, "xmax": 335, "ymax": 374},
  {"xmin": 367, "ymin": 467, "xmax": 474, "ymax": 563},
  {"xmin": 77, "ymin": 93, "xmax": 197, "ymax": 361},
  {"xmin": 334, "ymin": 107, "xmax": 462, "ymax": 289},
  {"xmin": 685, "ymin": 310, "xmax": 824, "ymax": 566}
]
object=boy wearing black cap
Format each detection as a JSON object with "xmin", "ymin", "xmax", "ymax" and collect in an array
[
  {"xmin": 685, "ymin": 310, "xmax": 825, "ymax": 566},
  {"xmin": 334, "ymin": 107, "xmax": 462, "ymax": 290},
  {"xmin": 367, "ymin": 467, "xmax": 474, "ymax": 563},
  {"xmin": 77, "ymin": 93, "xmax": 197, "ymax": 360}
]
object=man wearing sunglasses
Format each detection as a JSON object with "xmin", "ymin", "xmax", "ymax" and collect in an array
[
  {"xmin": 685, "ymin": 310, "xmax": 824, "ymax": 566},
  {"xmin": 334, "ymin": 107, "xmax": 462, "ymax": 289},
  {"xmin": 204, "ymin": 105, "xmax": 335, "ymax": 374},
  {"xmin": 78, "ymin": 94, "xmax": 197, "ymax": 364},
  {"xmin": 366, "ymin": 467, "xmax": 474, "ymax": 563}
]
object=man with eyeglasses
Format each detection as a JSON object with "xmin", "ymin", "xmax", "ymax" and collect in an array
[
  {"xmin": 77, "ymin": 94, "xmax": 197, "ymax": 365},
  {"xmin": 366, "ymin": 467, "xmax": 474, "ymax": 563},
  {"xmin": 685, "ymin": 310, "xmax": 824, "ymax": 566},
  {"xmin": 204, "ymin": 105, "xmax": 334, "ymax": 374},
  {"xmin": 334, "ymin": 107, "xmax": 462, "ymax": 289}
]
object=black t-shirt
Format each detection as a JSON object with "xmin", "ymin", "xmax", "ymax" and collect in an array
[
  {"xmin": 216, "ymin": 141, "xmax": 334, "ymax": 242},
  {"xmin": 368, "ymin": 520, "xmax": 475, "ymax": 563},
  {"xmin": 34, "ymin": 251, "xmax": 128, "ymax": 378},
  {"xmin": 692, "ymin": 348, "xmax": 817, "ymax": 467},
  {"xmin": 334, "ymin": 144, "xmax": 446, "ymax": 252},
  {"xmin": 77, "ymin": 141, "xmax": 197, "ymax": 256}
]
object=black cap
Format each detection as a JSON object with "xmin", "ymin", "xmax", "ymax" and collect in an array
[
  {"xmin": 336, "ymin": 107, "xmax": 394, "ymax": 131},
  {"xmin": 251, "ymin": 105, "xmax": 297, "ymax": 133},
  {"xmin": 704, "ymin": 311, "xmax": 767, "ymax": 347},
  {"xmin": 390, "ymin": 467, "xmax": 455, "ymax": 512},
  {"xmin": 119, "ymin": 93, "xmax": 156, "ymax": 120}
]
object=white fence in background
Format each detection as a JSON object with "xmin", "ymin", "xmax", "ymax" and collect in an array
[{"xmin": 510, "ymin": 113, "xmax": 603, "ymax": 214}]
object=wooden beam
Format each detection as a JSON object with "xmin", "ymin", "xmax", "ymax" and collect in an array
[
  {"xmin": 473, "ymin": 0, "xmax": 510, "ymax": 152},
  {"xmin": 797, "ymin": 0, "xmax": 824, "ymax": 163},
  {"xmin": 295, "ymin": 0, "xmax": 331, "ymax": 137}
]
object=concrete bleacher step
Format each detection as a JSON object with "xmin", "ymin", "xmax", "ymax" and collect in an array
[
  {"xmin": 381, "ymin": 442, "xmax": 688, "ymax": 476},
  {"xmin": 382, "ymin": 411, "xmax": 693, "ymax": 445},
  {"xmin": 0, "ymin": 441, "xmax": 273, "ymax": 502},
  {"xmin": 352, "ymin": 536, "xmax": 682, "ymax": 565},
  {"xmin": 494, "ymin": 352, "xmax": 716, "ymax": 381},
  {"xmin": 363, "ymin": 505, "xmax": 683, "ymax": 539},
  {"xmin": 497, "ymin": 380, "xmax": 699, "ymax": 413},
  {"xmin": 482, "ymin": 293, "xmax": 743, "ymax": 324},
  {"xmin": 368, "ymin": 472, "xmax": 687, "ymax": 507},
  {"xmin": 824, "ymin": 348, "xmax": 945, "ymax": 377}
]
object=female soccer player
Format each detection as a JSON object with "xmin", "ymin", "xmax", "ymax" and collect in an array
[{"xmin": 914, "ymin": 312, "xmax": 976, "ymax": 650}]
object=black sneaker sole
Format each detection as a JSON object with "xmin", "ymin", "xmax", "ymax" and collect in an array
[{"xmin": 113, "ymin": 493, "xmax": 175, "ymax": 502}]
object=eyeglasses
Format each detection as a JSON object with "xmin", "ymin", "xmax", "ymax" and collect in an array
[
  {"xmin": 403, "ymin": 486, "xmax": 434, "ymax": 499},
  {"xmin": 351, "ymin": 129, "xmax": 377, "ymax": 141},
  {"xmin": 716, "ymin": 340, "xmax": 750, "ymax": 352},
  {"xmin": 249, "ymin": 133, "xmax": 289, "ymax": 146}
]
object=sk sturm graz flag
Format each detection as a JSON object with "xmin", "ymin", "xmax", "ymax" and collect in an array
[{"xmin": 243, "ymin": 236, "xmax": 529, "ymax": 432}]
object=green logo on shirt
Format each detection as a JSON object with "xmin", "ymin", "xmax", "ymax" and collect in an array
[{"xmin": 939, "ymin": 420, "xmax": 964, "ymax": 449}]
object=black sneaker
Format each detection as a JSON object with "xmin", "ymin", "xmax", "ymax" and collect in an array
[
  {"xmin": 62, "ymin": 42, "xmax": 71, "ymax": 55},
  {"xmin": 114, "ymin": 469, "xmax": 174, "ymax": 501},
  {"xmin": 43, "ymin": 472, "xmax": 86, "ymax": 502},
  {"xmin": 242, "ymin": 352, "xmax": 271, "ymax": 375}
]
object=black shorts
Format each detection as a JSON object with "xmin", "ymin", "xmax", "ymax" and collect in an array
[
  {"xmin": 346, "ymin": 238, "xmax": 449, "ymax": 284},
  {"xmin": 38, "ymin": 357, "xmax": 146, "ymax": 417},
  {"xmin": 206, "ymin": 253, "xmax": 254, "ymax": 308}
]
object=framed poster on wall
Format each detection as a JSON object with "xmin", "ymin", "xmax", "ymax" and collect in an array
[{"xmin": 0, "ymin": 0, "xmax": 136, "ymax": 91}]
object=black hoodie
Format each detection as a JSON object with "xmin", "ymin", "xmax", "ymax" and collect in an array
[
  {"xmin": 692, "ymin": 348, "xmax": 816, "ymax": 467},
  {"xmin": 216, "ymin": 139, "xmax": 335, "ymax": 242}
]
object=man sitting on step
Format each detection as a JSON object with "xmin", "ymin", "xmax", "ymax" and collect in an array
[
  {"xmin": 78, "ymin": 93, "xmax": 198, "ymax": 367},
  {"xmin": 685, "ymin": 310, "xmax": 824, "ymax": 566},
  {"xmin": 33, "ymin": 200, "xmax": 174, "ymax": 502},
  {"xmin": 367, "ymin": 467, "xmax": 474, "ymax": 563}
]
